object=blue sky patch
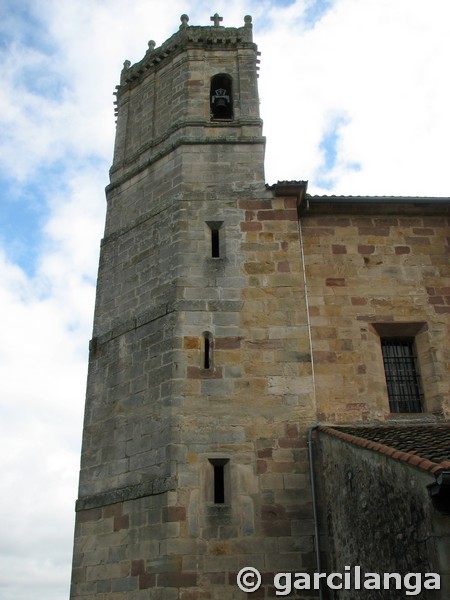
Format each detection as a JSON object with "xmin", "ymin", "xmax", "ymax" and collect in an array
[
  {"xmin": 0, "ymin": 156, "xmax": 74, "ymax": 275},
  {"xmin": 271, "ymin": 0, "xmax": 297, "ymax": 6},
  {"xmin": 0, "ymin": 1, "xmax": 65, "ymax": 101},
  {"xmin": 315, "ymin": 114, "xmax": 361, "ymax": 190},
  {"xmin": 0, "ymin": 176, "xmax": 49, "ymax": 275},
  {"xmin": 0, "ymin": 0, "xmax": 57, "ymax": 55},
  {"xmin": 14, "ymin": 60, "xmax": 67, "ymax": 101},
  {"xmin": 304, "ymin": 0, "xmax": 334, "ymax": 27}
]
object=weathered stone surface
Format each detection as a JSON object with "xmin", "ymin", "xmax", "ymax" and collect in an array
[
  {"xmin": 301, "ymin": 208, "xmax": 450, "ymax": 422},
  {"xmin": 317, "ymin": 432, "xmax": 449, "ymax": 599},
  {"xmin": 71, "ymin": 15, "xmax": 315, "ymax": 600},
  {"xmin": 71, "ymin": 13, "xmax": 449, "ymax": 600}
]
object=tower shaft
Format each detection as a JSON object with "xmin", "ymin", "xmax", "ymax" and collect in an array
[{"xmin": 71, "ymin": 15, "xmax": 315, "ymax": 600}]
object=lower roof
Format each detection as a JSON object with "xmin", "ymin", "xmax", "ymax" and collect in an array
[{"xmin": 318, "ymin": 422, "xmax": 450, "ymax": 476}]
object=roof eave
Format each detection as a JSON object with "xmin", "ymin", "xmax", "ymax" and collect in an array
[{"xmin": 299, "ymin": 195, "xmax": 450, "ymax": 215}]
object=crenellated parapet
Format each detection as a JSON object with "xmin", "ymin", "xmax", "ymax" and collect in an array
[
  {"xmin": 115, "ymin": 14, "xmax": 258, "ymax": 104},
  {"xmin": 110, "ymin": 13, "xmax": 264, "ymax": 191}
]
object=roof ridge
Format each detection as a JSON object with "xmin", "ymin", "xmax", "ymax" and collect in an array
[
  {"xmin": 305, "ymin": 194, "xmax": 450, "ymax": 202},
  {"xmin": 318, "ymin": 425, "xmax": 448, "ymax": 476}
]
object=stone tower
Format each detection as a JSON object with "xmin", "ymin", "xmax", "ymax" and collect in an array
[{"xmin": 70, "ymin": 14, "xmax": 315, "ymax": 599}]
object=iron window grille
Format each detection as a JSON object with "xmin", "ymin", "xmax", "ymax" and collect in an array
[{"xmin": 381, "ymin": 338, "xmax": 423, "ymax": 413}]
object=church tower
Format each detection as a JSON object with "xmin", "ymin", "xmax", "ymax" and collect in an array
[{"xmin": 71, "ymin": 14, "xmax": 315, "ymax": 599}]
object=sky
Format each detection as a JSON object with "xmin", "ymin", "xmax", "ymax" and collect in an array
[{"xmin": 0, "ymin": 0, "xmax": 449, "ymax": 598}]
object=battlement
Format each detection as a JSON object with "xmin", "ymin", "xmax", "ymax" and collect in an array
[
  {"xmin": 110, "ymin": 13, "xmax": 264, "ymax": 207},
  {"xmin": 116, "ymin": 14, "xmax": 257, "ymax": 95}
]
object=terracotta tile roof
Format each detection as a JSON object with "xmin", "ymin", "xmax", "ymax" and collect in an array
[
  {"xmin": 318, "ymin": 423, "xmax": 450, "ymax": 476},
  {"xmin": 307, "ymin": 195, "xmax": 450, "ymax": 202},
  {"xmin": 298, "ymin": 196, "xmax": 450, "ymax": 216}
]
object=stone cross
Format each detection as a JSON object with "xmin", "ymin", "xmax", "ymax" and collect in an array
[{"xmin": 210, "ymin": 13, "xmax": 223, "ymax": 27}]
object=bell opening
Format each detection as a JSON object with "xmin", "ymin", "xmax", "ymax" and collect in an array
[{"xmin": 210, "ymin": 74, "xmax": 233, "ymax": 120}]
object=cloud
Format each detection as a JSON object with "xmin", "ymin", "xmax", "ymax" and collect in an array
[
  {"xmin": 258, "ymin": 0, "xmax": 450, "ymax": 194},
  {"xmin": 314, "ymin": 112, "xmax": 362, "ymax": 190},
  {"xmin": 0, "ymin": 168, "xmax": 103, "ymax": 598},
  {"xmin": 0, "ymin": 254, "xmax": 87, "ymax": 599}
]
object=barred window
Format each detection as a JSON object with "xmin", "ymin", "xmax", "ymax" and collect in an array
[{"xmin": 381, "ymin": 338, "xmax": 423, "ymax": 413}]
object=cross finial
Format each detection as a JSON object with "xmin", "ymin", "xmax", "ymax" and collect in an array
[{"xmin": 210, "ymin": 13, "xmax": 223, "ymax": 27}]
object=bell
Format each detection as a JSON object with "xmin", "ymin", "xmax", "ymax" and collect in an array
[
  {"xmin": 211, "ymin": 84, "xmax": 232, "ymax": 119},
  {"xmin": 215, "ymin": 97, "xmax": 228, "ymax": 108}
]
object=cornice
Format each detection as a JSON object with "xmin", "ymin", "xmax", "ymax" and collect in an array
[{"xmin": 114, "ymin": 15, "xmax": 257, "ymax": 99}]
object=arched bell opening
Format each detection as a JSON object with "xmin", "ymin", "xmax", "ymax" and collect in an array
[{"xmin": 210, "ymin": 74, "xmax": 233, "ymax": 120}]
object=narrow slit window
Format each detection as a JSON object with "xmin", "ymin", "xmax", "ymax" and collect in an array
[
  {"xmin": 203, "ymin": 332, "xmax": 212, "ymax": 370},
  {"xmin": 213, "ymin": 464, "xmax": 225, "ymax": 504},
  {"xmin": 211, "ymin": 228, "xmax": 220, "ymax": 258},
  {"xmin": 381, "ymin": 337, "xmax": 423, "ymax": 413},
  {"xmin": 209, "ymin": 458, "xmax": 229, "ymax": 504},
  {"xmin": 206, "ymin": 221, "xmax": 224, "ymax": 258},
  {"xmin": 204, "ymin": 336, "xmax": 210, "ymax": 369}
]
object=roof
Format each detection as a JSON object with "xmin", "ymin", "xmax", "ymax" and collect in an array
[
  {"xmin": 318, "ymin": 423, "xmax": 450, "ymax": 476},
  {"xmin": 307, "ymin": 195, "xmax": 450, "ymax": 203},
  {"xmin": 266, "ymin": 184, "xmax": 449, "ymax": 215},
  {"xmin": 300, "ymin": 195, "xmax": 450, "ymax": 215}
]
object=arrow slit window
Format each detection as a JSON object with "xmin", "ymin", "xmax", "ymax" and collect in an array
[
  {"xmin": 206, "ymin": 221, "xmax": 224, "ymax": 258},
  {"xmin": 202, "ymin": 331, "xmax": 213, "ymax": 370},
  {"xmin": 210, "ymin": 74, "xmax": 233, "ymax": 120},
  {"xmin": 208, "ymin": 458, "xmax": 230, "ymax": 504}
]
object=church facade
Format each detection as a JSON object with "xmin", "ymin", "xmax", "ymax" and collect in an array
[{"xmin": 70, "ymin": 14, "xmax": 449, "ymax": 599}]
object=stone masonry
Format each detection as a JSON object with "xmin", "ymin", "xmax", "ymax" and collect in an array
[
  {"xmin": 70, "ymin": 13, "xmax": 449, "ymax": 600},
  {"xmin": 317, "ymin": 428, "xmax": 449, "ymax": 599},
  {"xmin": 71, "ymin": 16, "xmax": 317, "ymax": 600},
  {"xmin": 299, "ymin": 198, "xmax": 450, "ymax": 423}
]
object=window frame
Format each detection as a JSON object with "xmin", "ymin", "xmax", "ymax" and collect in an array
[{"xmin": 380, "ymin": 337, "xmax": 424, "ymax": 413}]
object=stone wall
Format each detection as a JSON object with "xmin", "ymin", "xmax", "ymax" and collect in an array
[
  {"xmin": 71, "ymin": 20, "xmax": 319, "ymax": 598},
  {"xmin": 300, "ymin": 203, "xmax": 450, "ymax": 422},
  {"xmin": 71, "ymin": 16, "xmax": 449, "ymax": 600},
  {"xmin": 317, "ymin": 432, "xmax": 447, "ymax": 600},
  {"xmin": 169, "ymin": 190, "xmax": 317, "ymax": 598},
  {"xmin": 71, "ymin": 182, "xmax": 321, "ymax": 599}
]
